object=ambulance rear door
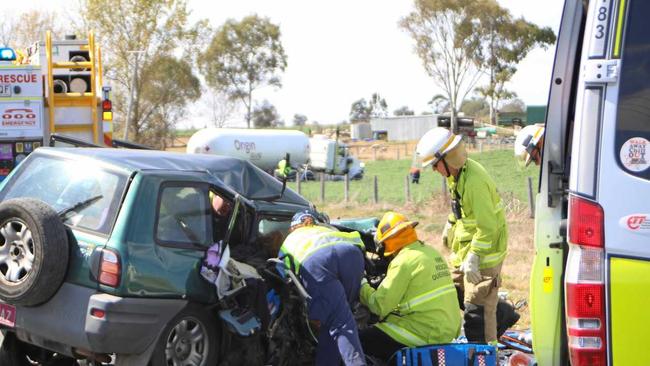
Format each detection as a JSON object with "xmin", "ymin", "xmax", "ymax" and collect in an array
[
  {"xmin": 529, "ymin": 0, "xmax": 586, "ymax": 364},
  {"xmin": 596, "ymin": 1, "xmax": 650, "ymax": 364}
]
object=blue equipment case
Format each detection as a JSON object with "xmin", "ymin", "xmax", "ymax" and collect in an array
[{"xmin": 395, "ymin": 343, "xmax": 497, "ymax": 366}]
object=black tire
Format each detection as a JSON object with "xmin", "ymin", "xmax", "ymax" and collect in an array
[
  {"xmin": 150, "ymin": 304, "xmax": 219, "ymax": 366},
  {"xmin": 0, "ymin": 332, "xmax": 78, "ymax": 366},
  {"xmin": 0, "ymin": 198, "xmax": 69, "ymax": 306}
]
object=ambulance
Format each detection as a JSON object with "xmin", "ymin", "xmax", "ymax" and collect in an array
[
  {"xmin": 0, "ymin": 31, "xmax": 113, "ymax": 180},
  {"xmin": 529, "ymin": 0, "xmax": 650, "ymax": 365}
]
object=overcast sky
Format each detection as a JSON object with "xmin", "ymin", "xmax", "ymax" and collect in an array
[{"xmin": 5, "ymin": 0, "xmax": 565, "ymax": 127}]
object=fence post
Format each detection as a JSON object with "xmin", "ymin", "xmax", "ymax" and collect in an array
[
  {"xmin": 405, "ymin": 175, "xmax": 411, "ymax": 203},
  {"xmin": 320, "ymin": 173, "xmax": 325, "ymax": 202},
  {"xmin": 396, "ymin": 146, "xmax": 400, "ymax": 160},
  {"xmin": 296, "ymin": 168, "xmax": 301, "ymax": 195},
  {"xmin": 479, "ymin": 142, "xmax": 483, "ymax": 153},
  {"xmin": 527, "ymin": 176, "xmax": 536, "ymax": 218},
  {"xmin": 373, "ymin": 147, "xmax": 377, "ymax": 161},
  {"xmin": 373, "ymin": 175, "xmax": 379, "ymax": 204},
  {"xmin": 441, "ymin": 175, "xmax": 448, "ymax": 199},
  {"xmin": 344, "ymin": 173, "xmax": 350, "ymax": 203}
]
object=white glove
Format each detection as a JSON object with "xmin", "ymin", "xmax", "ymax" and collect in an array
[{"xmin": 461, "ymin": 252, "xmax": 482, "ymax": 285}]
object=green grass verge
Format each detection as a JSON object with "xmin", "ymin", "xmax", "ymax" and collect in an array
[{"xmin": 291, "ymin": 149, "xmax": 539, "ymax": 205}]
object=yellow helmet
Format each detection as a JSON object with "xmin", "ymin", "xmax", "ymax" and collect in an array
[{"xmin": 375, "ymin": 212, "xmax": 419, "ymax": 256}]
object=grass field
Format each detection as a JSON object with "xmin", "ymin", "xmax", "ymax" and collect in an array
[
  {"xmin": 309, "ymin": 149, "xmax": 540, "ymax": 329},
  {"xmin": 293, "ymin": 149, "xmax": 539, "ymax": 205}
]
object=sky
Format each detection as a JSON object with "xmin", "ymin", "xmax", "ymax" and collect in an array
[{"xmin": 4, "ymin": 0, "xmax": 565, "ymax": 128}]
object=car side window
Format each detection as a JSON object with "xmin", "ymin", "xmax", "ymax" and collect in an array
[
  {"xmin": 256, "ymin": 216, "xmax": 291, "ymax": 258},
  {"xmin": 156, "ymin": 185, "xmax": 210, "ymax": 247}
]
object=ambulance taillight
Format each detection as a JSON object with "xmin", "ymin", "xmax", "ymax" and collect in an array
[{"xmin": 566, "ymin": 195, "xmax": 607, "ymax": 366}]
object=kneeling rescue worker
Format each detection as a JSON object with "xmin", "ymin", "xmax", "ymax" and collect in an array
[
  {"xmin": 279, "ymin": 211, "xmax": 367, "ymax": 366},
  {"xmin": 359, "ymin": 211, "xmax": 461, "ymax": 362},
  {"xmin": 416, "ymin": 127, "xmax": 508, "ymax": 346}
]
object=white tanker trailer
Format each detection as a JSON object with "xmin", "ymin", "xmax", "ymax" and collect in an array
[
  {"xmin": 187, "ymin": 128, "xmax": 310, "ymax": 171},
  {"xmin": 186, "ymin": 128, "xmax": 362, "ymax": 178}
]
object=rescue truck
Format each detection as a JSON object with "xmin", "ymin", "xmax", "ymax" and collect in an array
[
  {"xmin": 0, "ymin": 31, "xmax": 113, "ymax": 180},
  {"xmin": 529, "ymin": 0, "xmax": 650, "ymax": 365}
]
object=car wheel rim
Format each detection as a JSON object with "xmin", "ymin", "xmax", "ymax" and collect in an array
[
  {"xmin": 164, "ymin": 317, "xmax": 209, "ymax": 366},
  {"xmin": 0, "ymin": 220, "xmax": 35, "ymax": 283}
]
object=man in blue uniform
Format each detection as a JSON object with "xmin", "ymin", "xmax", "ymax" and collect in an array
[{"xmin": 279, "ymin": 211, "xmax": 367, "ymax": 366}]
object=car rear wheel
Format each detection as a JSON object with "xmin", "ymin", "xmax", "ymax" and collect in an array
[
  {"xmin": 151, "ymin": 304, "xmax": 219, "ymax": 366},
  {"xmin": 0, "ymin": 198, "xmax": 69, "ymax": 306}
]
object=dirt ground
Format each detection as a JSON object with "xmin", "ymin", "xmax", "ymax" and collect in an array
[{"xmin": 321, "ymin": 195, "xmax": 534, "ymax": 330}]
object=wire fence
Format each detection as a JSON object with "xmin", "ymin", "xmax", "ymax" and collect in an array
[{"xmin": 292, "ymin": 171, "xmax": 535, "ymax": 217}]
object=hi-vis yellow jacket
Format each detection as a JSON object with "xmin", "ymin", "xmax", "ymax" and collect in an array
[
  {"xmin": 280, "ymin": 225, "xmax": 365, "ymax": 273},
  {"xmin": 446, "ymin": 158, "xmax": 508, "ymax": 269},
  {"xmin": 360, "ymin": 241, "xmax": 461, "ymax": 347}
]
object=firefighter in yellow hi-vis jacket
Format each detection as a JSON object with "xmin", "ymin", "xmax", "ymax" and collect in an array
[
  {"xmin": 359, "ymin": 211, "xmax": 461, "ymax": 362},
  {"xmin": 416, "ymin": 127, "xmax": 508, "ymax": 346}
]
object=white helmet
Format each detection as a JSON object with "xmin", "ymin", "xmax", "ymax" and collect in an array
[
  {"xmin": 416, "ymin": 127, "xmax": 462, "ymax": 168},
  {"xmin": 515, "ymin": 125, "xmax": 545, "ymax": 166}
]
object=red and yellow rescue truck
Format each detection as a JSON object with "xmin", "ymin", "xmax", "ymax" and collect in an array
[{"xmin": 0, "ymin": 31, "xmax": 113, "ymax": 180}]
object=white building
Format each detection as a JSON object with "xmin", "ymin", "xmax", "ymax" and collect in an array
[{"xmin": 370, "ymin": 115, "xmax": 439, "ymax": 142}]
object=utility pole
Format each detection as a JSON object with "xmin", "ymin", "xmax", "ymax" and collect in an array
[{"xmin": 124, "ymin": 50, "xmax": 145, "ymax": 140}]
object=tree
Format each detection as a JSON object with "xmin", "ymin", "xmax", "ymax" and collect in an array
[
  {"xmin": 369, "ymin": 93, "xmax": 389, "ymax": 118},
  {"xmin": 400, "ymin": 0, "xmax": 483, "ymax": 133},
  {"xmin": 0, "ymin": 10, "xmax": 63, "ymax": 48},
  {"xmin": 252, "ymin": 100, "xmax": 280, "ymax": 128},
  {"xmin": 500, "ymin": 98, "xmax": 526, "ymax": 113},
  {"xmin": 203, "ymin": 89, "xmax": 239, "ymax": 128},
  {"xmin": 132, "ymin": 55, "xmax": 201, "ymax": 148},
  {"xmin": 81, "ymin": 0, "xmax": 206, "ymax": 143},
  {"xmin": 293, "ymin": 114, "xmax": 308, "ymax": 127},
  {"xmin": 460, "ymin": 97, "xmax": 490, "ymax": 118},
  {"xmin": 200, "ymin": 15, "xmax": 287, "ymax": 129},
  {"xmin": 350, "ymin": 99, "xmax": 371, "ymax": 122},
  {"xmin": 350, "ymin": 93, "xmax": 388, "ymax": 121},
  {"xmin": 428, "ymin": 94, "xmax": 450, "ymax": 114},
  {"xmin": 393, "ymin": 106, "xmax": 415, "ymax": 116},
  {"xmin": 462, "ymin": 0, "xmax": 555, "ymax": 125}
]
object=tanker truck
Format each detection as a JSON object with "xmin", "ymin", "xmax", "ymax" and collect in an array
[{"xmin": 186, "ymin": 128, "xmax": 363, "ymax": 179}]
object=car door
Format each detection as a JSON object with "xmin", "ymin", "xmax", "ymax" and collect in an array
[{"xmin": 117, "ymin": 171, "xmax": 217, "ymax": 302}]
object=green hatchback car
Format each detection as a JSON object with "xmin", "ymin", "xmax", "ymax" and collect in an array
[{"xmin": 0, "ymin": 147, "xmax": 319, "ymax": 366}]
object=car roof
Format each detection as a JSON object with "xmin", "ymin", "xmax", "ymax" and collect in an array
[{"xmin": 35, "ymin": 148, "xmax": 310, "ymax": 207}]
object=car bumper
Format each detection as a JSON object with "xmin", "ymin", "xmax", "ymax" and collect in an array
[{"xmin": 2, "ymin": 282, "xmax": 186, "ymax": 356}]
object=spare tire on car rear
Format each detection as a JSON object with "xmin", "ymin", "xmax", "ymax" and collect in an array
[{"xmin": 0, "ymin": 198, "xmax": 69, "ymax": 306}]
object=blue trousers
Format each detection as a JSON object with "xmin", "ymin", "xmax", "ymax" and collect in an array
[{"xmin": 300, "ymin": 244, "xmax": 366, "ymax": 366}]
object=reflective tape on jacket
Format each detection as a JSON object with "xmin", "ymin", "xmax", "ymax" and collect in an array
[
  {"xmin": 471, "ymin": 239, "xmax": 492, "ymax": 250},
  {"xmin": 281, "ymin": 226, "xmax": 365, "ymax": 273},
  {"xmin": 481, "ymin": 250, "xmax": 507, "ymax": 268},
  {"xmin": 397, "ymin": 283, "xmax": 457, "ymax": 314},
  {"xmin": 376, "ymin": 321, "xmax": 428, "ymax": 347}
]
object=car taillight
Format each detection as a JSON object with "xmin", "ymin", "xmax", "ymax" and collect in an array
[
  {"xmin": 99, "ymin": 249, "xmax": 121, "ymax": 287},
  {"xmin": 566, "ymin": 194, "xmax": 607, "ymax": 366}
]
